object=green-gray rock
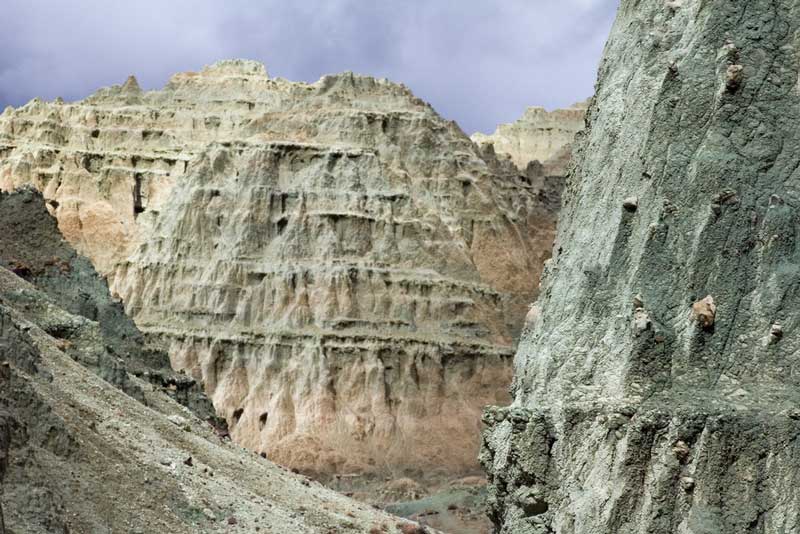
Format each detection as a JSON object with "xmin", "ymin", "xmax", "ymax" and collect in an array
[{"xmin": 482, "ymin": 1, "xmax": 800, "ymax": 532}]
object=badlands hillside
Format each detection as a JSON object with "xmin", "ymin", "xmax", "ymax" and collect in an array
[
  {"xmin": 0, "ymin": 188, "xmax": 419, "ymax": 533},
  {"xmin": 0, "ymin": 56, "xmax": 592, "ymax": 534},
  {"xmin": 471, "ymin": 101, "xmax": 587, "ymax": 177},
  {"xmin": 0, "ymin": 59, "xmax": 566, "ymax": 482},
  {"xmin": 5, "ymin": 0, "xmax": 793, "ymax": 533}
]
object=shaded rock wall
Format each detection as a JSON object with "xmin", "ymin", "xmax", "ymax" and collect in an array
[
  {"xmin": 0, "ymin": 60, "xmax": 557, "ymax": 476},
  {"xmin": 482, "ymin": 1, "xmax": 800, "ymax": 533},
  {"xmin": 0, "ymin": 404, "xmax": 7, "ymax": 534}
]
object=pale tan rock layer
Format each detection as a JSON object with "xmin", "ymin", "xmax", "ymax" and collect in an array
[
  {"xmin": 0, "ymin": 60, "xmax": 556, "ymax": 476},
  {"xmin": 471, "ymin": 100, "xmax": 587, "ymax": 175}
]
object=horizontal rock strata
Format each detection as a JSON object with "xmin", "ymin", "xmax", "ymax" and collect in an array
[
  {"xmin": 0, "ymin": 60, "xmax": 558, "ymax": 476},
  {"xmin": 471, "ymin": 101, "xmax": 587, "ymax": 176},
  {"xmin": 0, "ymin": 268, "xmax": 419, "ymax": 534}
]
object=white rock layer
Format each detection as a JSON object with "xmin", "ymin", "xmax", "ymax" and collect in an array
[{"xmin": 472, "ymin": 101, "xmax": 587, "ymax": 175}]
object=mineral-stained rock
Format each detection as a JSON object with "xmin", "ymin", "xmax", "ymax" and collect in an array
[
  {"xmin": 0, "ymin": 60, "xmax": 557, "ymax": 476},
  {"xmin": 691, "ymin": 295, "xmax": 716, "ymax": 330},
  {"xmin": 471, "ymin": 101, "xmax": 587, "ymax": 176},
  {"xmin": 482, "ymin": 1, "xmax": 800, "ymax": 533}
]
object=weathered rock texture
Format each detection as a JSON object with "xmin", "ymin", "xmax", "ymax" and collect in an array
[
  {"xmin": 0, "ymin": 188, "xmax": 220, "ymax": 422},
  {"xmin": 482, "ymin": 1, "xmax": 800, "ymax": 533},
  {"xmin": 0, "ymin": 60, "xmax": 557, "ymax": 476},
  {"xmin": 0, "ymin": 191, "xmax": 416, "ymax": 533},
  {"xmin": 471, "ymin": 101, "xmax": 587, "ymax": 176}
]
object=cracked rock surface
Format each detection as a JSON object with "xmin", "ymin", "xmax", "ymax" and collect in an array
[{"xmin": 482, "ymin": 1, "xmax": 800, "ymax": 533}]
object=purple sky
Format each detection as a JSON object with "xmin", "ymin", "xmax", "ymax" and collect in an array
[{"xmin": 0, "ymin": 1, "xmax": 619, "ymax": 134}]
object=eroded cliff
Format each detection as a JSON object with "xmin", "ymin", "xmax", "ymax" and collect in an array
[
  {"xmin": 0, "ymin": 60, "xmax": 557, "ymax": 477},
  {"xmin": 0, "ymin": 188, "xmax": 221, "ymax": 421},
  {"xmin": 0, "ymin": 191, "xmax": 414, "ymax": 533},
  {"xmin": 471, "ymin": 101, "xmax": 587, "ymax": 176},
  {"xmin": 482, "ymin": 1, "xmax": 800, "ymax": 533}
]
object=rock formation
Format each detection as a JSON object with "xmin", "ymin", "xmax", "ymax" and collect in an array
[
  {"xmin": 0, "ymin": 190, "xmax": 418, "ymax": 533},
  {"xmin": 471, "ymin": 101, "xmax": 587, "ymax": 176},
  {"xmin": 0, "ymin": 60, "xmax": 557, "ymax": 477},
  {"xmin": 482, "ymin": 1, "xmax": 800, "ymax": 533},
  {"xmin": 0, "ymin": 188, "xmax": 220, "ymax": 421}
]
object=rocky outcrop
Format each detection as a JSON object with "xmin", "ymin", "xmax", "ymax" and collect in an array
[
  {"xmin": 0, "ymin": 192, "xmax": 418, "ymax": 533},
  {"xmin": 471, "ymin": 101, "xmax": 587, "ymax": 176},
  {"xmin": 482, "ymin": 1, "xmax": 800, "ymax": 533},
  {"xmin": 0, "ymin": 60, "xmax": 557, "ymax": 477}
]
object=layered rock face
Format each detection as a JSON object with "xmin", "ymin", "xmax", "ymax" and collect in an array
[
  {"xmin": 0, "ymin": 191, "xmax": 410, "ymax": 533},
  {"xmin": 471, "ymin": 101, "xmax": 587, "ymax": 176},
  {"xmin": 0, "ymin": 60, "xmax": 556, "ymax": 476},
  {"xmin": 482, "ymin": 1, "xmax": 800, "ymax": 533},
  {"xmin": 0, "ymin": 60, "xmax": 272, "ymax": 275},
  {"xmin": 0, "ymin": 188, "xmax": 221, "ymax": 421}
]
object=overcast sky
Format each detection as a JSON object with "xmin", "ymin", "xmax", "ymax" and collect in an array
[{"xmin": 0, "ymin": 1, "xmax": 619, "ymax": 134}]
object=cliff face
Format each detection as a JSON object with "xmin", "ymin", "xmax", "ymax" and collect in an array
[
  {"xmin": 0, "ymin": 188, "xmax": 220, "ymax": 421},
  {"xmin": 471, "ymin": 101, "xmax": 587, "ymax": 176},
  {"xmin": 0, "ymin": 60, "xmax": 274, "ymax": 275},
  {"xmin": 0, "ymin": 60, "xmax": 557, "ymax": 477},
  {"xmin": 0, "ymin": 191, "xmax": 409, "ymax": 534},
  {"xmin": 482, "ymin": 1, "xmax": 800, "ymax": 533}
]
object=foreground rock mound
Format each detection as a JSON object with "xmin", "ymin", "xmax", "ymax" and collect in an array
[
  {"xmin": 0, "ymin": 191, "xmax": 413, "ymax": 533},
  {"xmin": 0, "ymin": 60, "xmax": 557, "ymax": 477},
  {"xmin": 482, "ymin": 1, "xmax": 800, "ymax": 533}
]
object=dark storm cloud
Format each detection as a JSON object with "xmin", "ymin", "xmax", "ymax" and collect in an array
[{"xmin": 0, "ymin": 0, "xmax": 619, "ymax": 133}]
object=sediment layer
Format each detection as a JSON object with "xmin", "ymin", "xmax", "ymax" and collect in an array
[{"xmin": 0, "ymin": 60, "xmax": 558, "ymax": 476}]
